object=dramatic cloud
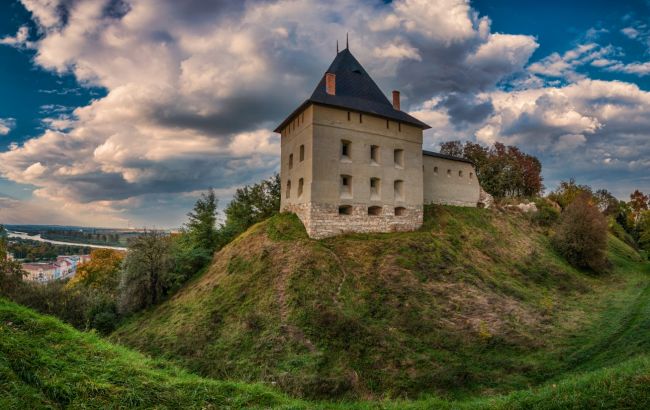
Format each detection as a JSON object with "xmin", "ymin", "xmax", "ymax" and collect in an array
[{"xmin": 0, "ymin": 0, "xmax": 538, "ymax": 226}]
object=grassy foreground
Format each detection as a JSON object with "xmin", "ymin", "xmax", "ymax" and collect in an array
[
  {"xmin": 112, "ymin": 206, "xmax": 650, "ymax": 400},
  {"xmin": 2, "ymin": 296, "xmax": 650, "ymax": 409}
]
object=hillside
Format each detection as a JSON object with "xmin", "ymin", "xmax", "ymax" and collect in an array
[
  {"xmin": 112, "ymin": 205, "xmax": 650, "ymax": 400},
  {"xmin": 4, "ymin": 296, "xmax": 650, "ymax": 409}
]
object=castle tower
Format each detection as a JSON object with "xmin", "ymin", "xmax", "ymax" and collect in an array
[{"xmin": 275, "ymin": 47, "xmax": 431, "ymax": 239}]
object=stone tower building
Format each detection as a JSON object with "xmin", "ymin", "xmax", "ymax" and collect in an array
[{"xmin": 276, "ymin": 47, "xmax": 483, "ymax": 239}]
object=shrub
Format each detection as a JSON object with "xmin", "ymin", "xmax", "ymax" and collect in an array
[
  {"xmin": 532, "ymin": 198, "xmax": 560, "ymax": 227},
  {"xmin": 553, "ymin": 193, "xmax": 608, "ymax": 272}
]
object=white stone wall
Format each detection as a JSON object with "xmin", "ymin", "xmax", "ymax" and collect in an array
[{"xmin": 284, "ymin": 202, "xmax": 422, "ymax": 239}]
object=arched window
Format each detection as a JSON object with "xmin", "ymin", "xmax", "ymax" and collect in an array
[{"xmin": 434, "ymin": 166, "xmax": 438, "ymax": 175}]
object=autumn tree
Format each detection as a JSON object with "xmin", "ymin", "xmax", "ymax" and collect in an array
[
  {"xmin": 67, "ymin": 249, "xmax": 124, "ymax": 298},
  {"xmin": 548, "ymin": 179, "xmax": 594, "ymax": 210},
  {"xmin": 439, "ymin": 141, "xmax": 543, "ymax": 198},
  {"xmin": 553, "ymin": 193, "xmax": 608, "ymax": 272}
]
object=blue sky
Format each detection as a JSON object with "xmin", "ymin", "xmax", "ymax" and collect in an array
[{"xmin": 0, "ymin": 0, "xmax": 649, "ymax": 227}]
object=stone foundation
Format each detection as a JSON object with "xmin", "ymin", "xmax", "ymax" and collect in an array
[{"xmin": 283, "ymin": 202, "xmax": 423, "ymax": 239}]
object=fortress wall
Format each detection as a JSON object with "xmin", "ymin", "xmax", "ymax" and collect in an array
[{"xmin": 423, "ymin": 155, "xmax": 480, "ymax": 207}]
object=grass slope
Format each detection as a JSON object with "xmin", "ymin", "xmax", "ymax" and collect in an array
[
  {"xmin": 3, "ymin": 296, "xmax": 650, "ymax": 409},
  {"xmin": 112, "ymin": 206, "xmax": 650, "ymax": 400},
  {"xmin": 0, "ymin": 298, "xmax": 294, "ymax": 409}
]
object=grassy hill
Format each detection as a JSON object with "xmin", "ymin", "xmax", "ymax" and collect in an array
[
  {"xmin": 111, "ymin": 205, "xmax": 650, "ymax": 400},
  {"xmin": 3, "ymin": 296, "xmax": 650, "ymax": 409}
]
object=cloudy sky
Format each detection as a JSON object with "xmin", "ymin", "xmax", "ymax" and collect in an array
[{"xmin": 1, "ymin": 0, "xmax": 649, "ymax": 228}]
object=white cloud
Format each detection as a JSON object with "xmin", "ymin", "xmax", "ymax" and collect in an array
[
  {"xmin": 0, "ymin": 118, "xmax": 16, "ymax": 135},
  {"xmin": 0, "ymin": 26, "xmax": 33, "ymax": 49}
]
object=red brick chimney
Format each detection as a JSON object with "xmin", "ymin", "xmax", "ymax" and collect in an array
[
  {"xmin": 392, "ymin": 90, "xmax": 400, "ymax": 110},
  {"xmin": 325, "ymin": 73, "xmax": 336, "ymax": 95}
]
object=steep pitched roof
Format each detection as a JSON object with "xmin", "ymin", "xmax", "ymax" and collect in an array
[{"xmin": 274, "ymin": 48, "xmax": 430, "ymax": 132}]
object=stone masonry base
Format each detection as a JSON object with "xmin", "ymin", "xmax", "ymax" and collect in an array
[{"xmin": 283, "ymin": 202, "xmax": 423, "ymax": 239}]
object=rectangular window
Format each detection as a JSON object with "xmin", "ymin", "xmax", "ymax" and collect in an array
[
  {"xmin": 368, "ymin": 206, "xmax": 382, "ymax": 216},
  {"xmin": 386, "ymin": 120, "xmax": 390, "ymax": 129},
  {"xmin": 289, "ymin": 153, "xmax": 293, "ymax": 169},
  {"xmin": 370, "ymin": 145, "xmax": 379, "ymax": 163},
  {"xmin": 286, "ymin": 180, "xmax": 291, "ymax": 199},
  {"xmin": 341, "ymin": 140, "xmax": 351, "ymax": 159},
  {"xmin": 340, "ymin": 175, "xmax": 352, "ymax": 198},
  {"xmin": 347, "ymin": 111, "xmax": 351, "ymax": 121},
  {"xmin": 394, "ymin": 149, "xmax": 404, "ymax": 168},
  {"xmin": 398, "ymin": 122, "xmax": 401, "ymax": 132},
  {"xmin": 300, "ymin": 145, "xmax": 305, "ymax": 161},
  {"xmin": 298, "ymin": 178, "xmax": 304, "ymax": 197},
  {"xmin": 370, "ymin": 177, "xmax": 380, "ymax": 200},
  {"xmin": 394, "ymin": 180, "xmax": 404, "ymax": 201},
  {"xmin": 359, "ymin": 113, "xmax": 363, "ymax": 123},
  {"xmin": 339, "ymin": 205, "xmax": 352, "ymax": 215}
]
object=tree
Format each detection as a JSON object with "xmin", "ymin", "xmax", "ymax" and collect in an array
[
  {"xmin": 594, "ymin": 189, "xmax": 619, "ymax": 215},
  {"xmin": 553, "ymin": 193, "xmax": 608, "ymax": 272},
  {"xmin": 439, "ymin": 141, "xmax": 543, "ymax": 198},
  {"xmin": 67, "ymin": 249, "xmax": 124, "ymax": 298},
  {"xmin": 119, "ymin": 230, "xmax": 174, "ymax": 314},
  {"xmin": 638, "ymin": 211, "xmax": 650, "ymax": 255},
  {"xmin": 185, "ymin": 189, "xmax": 219, "ymax": 252},
  {"xmin": 548, "ymin": 179, "xmax": 594, "ymax": 210},
  {"xmin": 222, "ymin": 174, "xmax": 281, "ymax": 240}
]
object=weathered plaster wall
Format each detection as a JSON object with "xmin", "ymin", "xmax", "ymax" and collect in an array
[{"xmin": 422, "ymin": 155, "xmax": 480, "ymax": 206}]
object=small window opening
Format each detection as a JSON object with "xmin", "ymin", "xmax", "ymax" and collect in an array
[
  {"xmin": 368, "ymin": 206, "xmax": 382, "ymax": 216},
  {"xmin": 298, "ymin": 178, "xmax": 304, "ymax": 197},
  {"xmin": 470, "ymin": 172, "xmax": 474, "ymax": 179},
  {"xmin": 386, "ymin": 120, "xmax": 390, "ymax": 129},
  {"xmin": 370, "ymin": 177, "xmax": 380, "ymax": 200},
  {"xmin": 370, "ymin": 145, "xmax": 380, "ymax": 163},
  {"xmin": 340, "ymin": 175, "xmax": 352, "ymax": 197},
  {"xmin": 394, "ymin": 180, "xmax": 404, "ymax": 201},
  {"xmin": 347, "ymin": 111, "xmax": 351, "ymax": 121},
  {"xmin": 394, "ymin": 207, "xmax": 406, "ymax": 216},
  {"xmin": 300, "ymin": 145, "xmax": 305, "ymax": 161},
  {"xmin": 341, "ymin": 140, "xmax": 351, "ymax": 159},
  {"xmin": 447, "ymin": 169, "xmax": 451, "ymax": 177},
  {"xmin": 301, "ymin": 113, "xmax": 304, "ymax": 123},
  {"xmin": 394, "ymin": 149, "xmax": 404, "ymax": 167},
  {"xmin": 289, "ymin": 153, "xmax": 293, "ymax": 169},
  {"xmin": 398, "ymin": 122, "xmax": 402, "ymax": 132},
  {"xmin": 359, "ymin": 113, "xmax": 363, "ymax": 123},
  {"xmin": 459, "ymin": 170, "xmax": 463, "ymax": 177},
  {"xmin": 434, "ymin": 166, "xmax": 438, "ymax": 175},
  {"xmin": 339, "ymin": 205, "xmax": 352, "ymax": 215},
  {"xmin": 286, "ymin": 180, "xmax": 291, "ymax": 199}
]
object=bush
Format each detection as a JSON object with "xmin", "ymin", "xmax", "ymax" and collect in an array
[
  {"xmin": 532, "ymin": 198, "xmax": 560, "ymax": 227},
  {"xmin": 553, "ymin": 193, "xmax": 608, "ymax": 272}
]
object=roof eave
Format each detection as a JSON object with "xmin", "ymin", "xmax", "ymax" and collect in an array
[{"xmin": 274, "ymin": 100, "xmax": 431, "ymax": 133}]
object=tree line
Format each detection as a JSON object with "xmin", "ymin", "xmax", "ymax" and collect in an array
[{"xmin": 0, "ymin": 175, "xmax": 281, "ymax": 334}]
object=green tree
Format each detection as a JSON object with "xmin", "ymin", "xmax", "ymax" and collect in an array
[
  {"xmin": 222, "ymin": 174, "xmax": 281, "ymax": 241},
  {"xmin": 119, "ymin": 230, "xmax": 174, "ymax": 314},
  {"xmin": 548, "ymin": 179, "xmax": 594, "ymax": 210},
  {"xmin": 185, "ymin": 189, "xmax": 219, "ymax": 251},
  {"xmin": 638, "ymin": 211, "xmax": 650, "ymax": 255}
]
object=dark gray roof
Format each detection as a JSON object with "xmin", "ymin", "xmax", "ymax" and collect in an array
[
  {"xmin": 274, "ymin": 48, "xmax": 430, "ymax": 132},
  {"xmin": 422, "ymin": 150, "xmax": 474, "ymax": 165}
]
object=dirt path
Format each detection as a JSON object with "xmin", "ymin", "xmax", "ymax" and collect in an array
[{"xmin": 275, "ymin": 248, "xmax": 317, "ymax": 353}]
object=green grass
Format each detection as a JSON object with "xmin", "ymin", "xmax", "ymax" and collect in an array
[
  {"xmin": 110, "ymin": 206, "xmax": 650, "ymax": 401},
  {"xmin": 4, "ymin": 296, "xmax": 650, "ymax": 409}
]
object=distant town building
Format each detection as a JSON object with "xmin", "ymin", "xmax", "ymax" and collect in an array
[
  {"xmin": 276, "ymin": 46, "xmax": 489, "ymax": 239},
  {"xmin": 21, "ymin": 254, "xmax": 91, "ymax": 283}
]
